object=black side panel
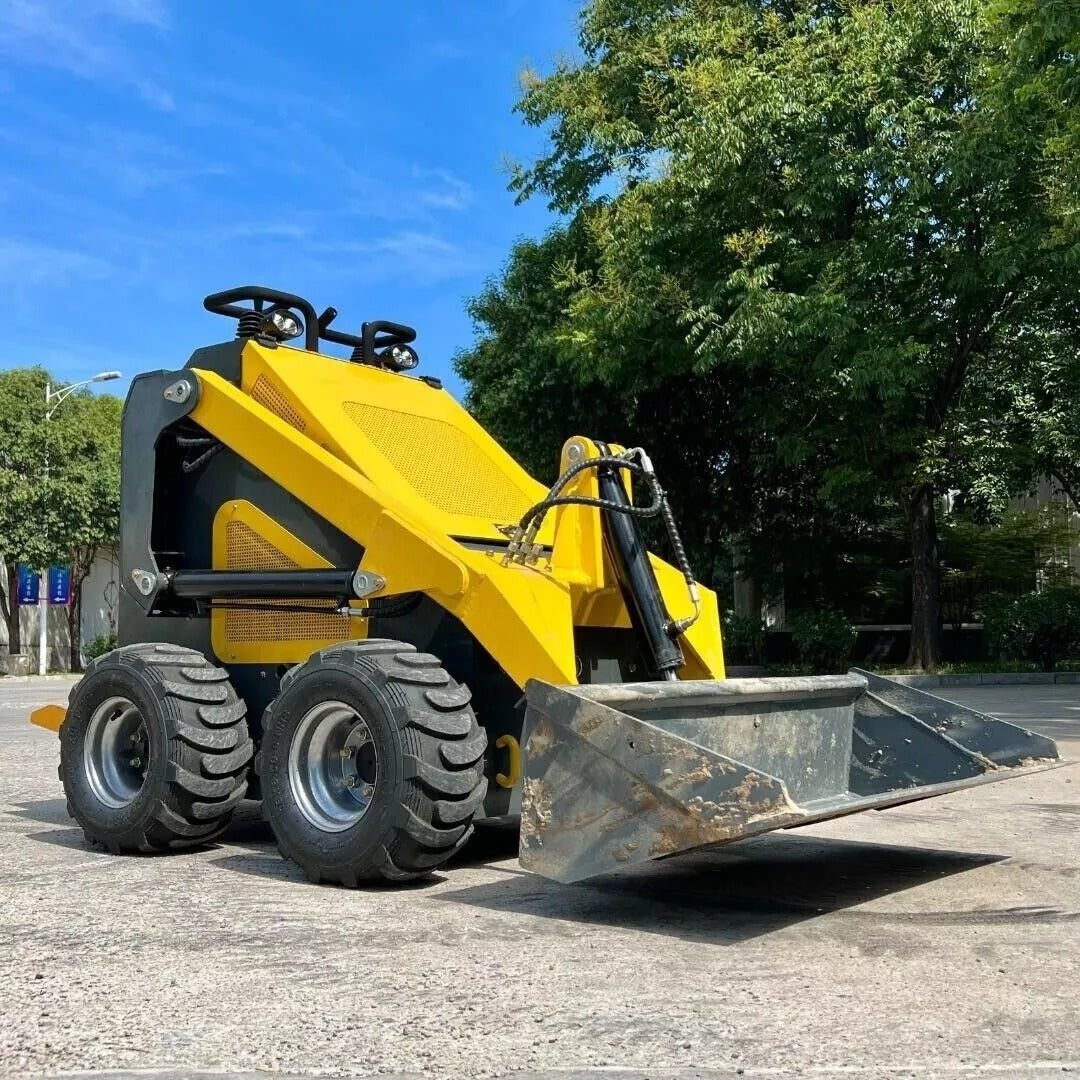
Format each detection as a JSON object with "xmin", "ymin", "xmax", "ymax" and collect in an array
[
  {"xmin": 151, "ymin": 443, "xmax": 364, "ymax": 576},
  {"xmin": 123, "ymin": 406, "xmax": 365, "ymax": 734},
  {"xmin": 184, "ymin": 339, "xmax": 247, "ymax": 385},
  {"xmin": 118, "ymin": 590, "xmax": 212, "ymax": 654},
  {"xmin": 227, "ymin": 664, "xmax": 286, "ymax": 738},
  {"xmin": 573, "ymin": 627, "xmax": 649, "ymax": 684},
  {"xmin": 119, "ymin": 370, "xmax": 201, "ymax": 619}
]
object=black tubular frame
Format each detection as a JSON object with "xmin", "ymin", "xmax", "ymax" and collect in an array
[
  {"xmin": 203, "ymin": 286, "xmax": 418, "ymax": 364},
  {"xmin": 167, "ymin": 569, "xmax": 356, "ymax": 601},
  {"xmin": 204, "ymin": 287, "xmax": 321, "ymax": 352}
]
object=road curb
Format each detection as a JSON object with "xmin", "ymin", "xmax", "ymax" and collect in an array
[
  {"xmin": 884, "ymin": 672, "xmax": 1080, "ymax": 687},
  {"xmin": 725, "ymin": 666, "xmax": 1079, "ymax": 686}
]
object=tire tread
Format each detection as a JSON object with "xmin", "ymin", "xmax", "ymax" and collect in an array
[
  {"xmin": 259, "ymin": 638, "xmax": 487, "ymax": 886},
  {"xmin": 60, "ymin": 644, "xmax": 251, "ymax": 854}
]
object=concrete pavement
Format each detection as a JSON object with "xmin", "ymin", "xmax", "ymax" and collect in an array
[
  {"xmin": 0, "ymin": 675, "xmax": 1077, "ymax": 1080},
  {"xmin": 936, "ymin": 682, "xmax": 1080, "ymax": 744}
]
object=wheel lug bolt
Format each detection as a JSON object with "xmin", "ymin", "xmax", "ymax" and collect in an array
[
  {"xmin": 129, "ymin": 757, "xmax": 142, "ymax": 768},
  {"xmin": 339, "ymin": 747, "xmax": 353, "ymax": 759},
  {"xmin": 364, "ymin": 785, "xmax": 375, "ymax": 797},
  {"xmin": 343, "ymin": 776, "xmax": 357, "ymax": 788}
]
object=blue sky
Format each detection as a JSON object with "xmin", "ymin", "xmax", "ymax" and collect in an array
[{"xmin": 0, "ymin": 0, "xmax": 581, "ymax": 397}]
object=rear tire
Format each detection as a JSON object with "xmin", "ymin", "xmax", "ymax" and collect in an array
[
  {"xmin": 59, "ymin": 644, "xmax": 252, "ymax": 852},
  {"xmin": 258, "ymin": 640, "xmax": 488, "ymax": 886}
]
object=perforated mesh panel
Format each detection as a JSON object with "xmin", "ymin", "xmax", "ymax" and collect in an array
[
  {"xmin": 251, "ymin": 375, "xmax": 306, "ymax": 432},
  {"xmin": 223, "ymin": 520, "xmax": 349, "ymax": 644},
  {"xmin": 342, "ymin": 402, "xmax": 532, "ymax": 521}
]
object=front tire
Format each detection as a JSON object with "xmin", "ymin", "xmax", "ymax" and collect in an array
[
  {"xmin": 258, "ymin": 640, "xmax": 487, "ymax": 886},
  {"xmin": 59, "ymin": 644, "xmax": 252, "ymax": 852}
]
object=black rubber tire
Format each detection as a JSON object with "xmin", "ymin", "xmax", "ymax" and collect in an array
[
  {"xmin": 59, "ymin": 643, "xmax": 252, "ymax": 852},
  {"xmin": 258, "ymin": 639, "xmax": 488, "ymax": 886}
]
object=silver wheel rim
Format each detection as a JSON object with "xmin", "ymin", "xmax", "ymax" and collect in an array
[
  {"xmin": 288, "ymin": 700, "xmax": 379, "ymax": 832},
  {"xmin": 83, "ymin": 696, "xmax": 149, "ymax": 809}
]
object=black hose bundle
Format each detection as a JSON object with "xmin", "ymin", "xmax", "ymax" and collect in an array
[{"xmin": 505, "ymin": 447, "xmax": 700, "ymax": 636}]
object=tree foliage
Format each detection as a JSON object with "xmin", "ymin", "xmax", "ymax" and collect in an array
[
  {"xmin": 984, "ymin": 586, "xmax": 1080, "ymax": 671},
  {"xmin": 940, "ymin": 504, "xmax": 1075, "ymax": 626},
  {"xmin": 0, "ymin": 368, "xmax": 121, "ymax": 664},
  {"xmin": 457, "ymin": 0, "xmax": 1078, "ymax": 670},
  {"xmin": 788, "ymin": 607, "xmax": 856, "ymax": 674},
  {"xmin": 988, "ymin": 0, "xmax": 1079, "ymax": 239}
]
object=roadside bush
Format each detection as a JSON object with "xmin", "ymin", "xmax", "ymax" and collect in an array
[
  {"xmin": 83, "ymin": 632, "xmax": 118, "ymax": 662},
  {"xmin": 788, "ymin": 608, "xmax": 855, "ymax": 674},
  {"xmin": 983, "ymin": 587, "xmax": 1080, "ymax": 672},
  {"xmin": 721, "ymin": 612, "xmax": 765, "ymax": 665}
]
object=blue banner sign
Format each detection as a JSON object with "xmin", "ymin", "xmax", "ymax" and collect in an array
[
  {"xmin": 16, "ymin": 564, "xmax": 39, "ymax": 606},
  {"xmin": 48, "ymin": 565, "xmax": 71, "ymax": 606}
]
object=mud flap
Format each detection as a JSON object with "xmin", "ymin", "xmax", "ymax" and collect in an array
[{"xmin": 519, "ymin": 671, "xmax": 1062, "ymax": 884}]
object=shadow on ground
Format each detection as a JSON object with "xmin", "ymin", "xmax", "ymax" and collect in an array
[
  {"xmin": 9, "ymin": 798, "xmax": 276, "ymax": 856},
  {"xmin": 17, "ymin": 800, "xmax": 1050, "ymax": 946},
  {"xmin": 10, "ymin": 798, "xmax": 70, "ymax": 826},
  {"xmin": 210, "ymin": 820, "xmax": 521, "ymax": 888},
  {"xmin": 437, "ymin": 832, "xmax": 1010, "ymax": 944}
]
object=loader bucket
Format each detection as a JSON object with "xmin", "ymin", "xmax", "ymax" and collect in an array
[{"xmin": 519, "ymin": 670, "xmax": 1062, "ymax": 883}]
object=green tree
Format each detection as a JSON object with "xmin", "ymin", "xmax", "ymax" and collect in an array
[
  {"xmin": 52, "ymin": 392, "xmax": 122, "ymax": 670},
  {"xmin": 988, "ymin": 0, "xmax": 1078, "ymax": 238},
  {"xmin": 0, "ymin": 369, "xmax": 121, "ymax": 668},
  {"xmin": 940, "ymin": 505, "xmax": 1075, "ymax": 626},
  {"xmin": 0, "ymin": 368, "xmax": 50, "ymax": 656},
  {"xmin": 457, "ymin": 215, "xmax": 843, "ymax": 594},
  {"xmin": 984, "ymin": 586, "xmax": 1080, "ymax": 671},
  {"xmin": 460, "ymin": 0, "xmax": 1078, "ymax": 670}
]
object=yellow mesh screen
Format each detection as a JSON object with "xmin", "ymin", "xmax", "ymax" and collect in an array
[
  {"xmin": 341, "ymin": 402, "xmax": 532, "ymax": 521},
  {"xmin": 223, "ymin": 520, "xmax": 349, "ymax": 644},
  {"xmin": 251, "ymin": 375, "xmax": 306, "ymax": 432}
]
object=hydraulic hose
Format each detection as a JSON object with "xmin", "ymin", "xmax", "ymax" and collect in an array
[{"xmin": 504, "ymin": 445, "xmax": 701, "ymax": 638}]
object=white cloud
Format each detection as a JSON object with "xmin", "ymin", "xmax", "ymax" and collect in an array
[
  {"xmin": 366, "ymin": 229, "xmax": 479, "ymax": 283},
  {"xmin": 0, "ymin": 0, "xmax": 172, "ymax": 108},
  {"xmin": 0, "ymin": 237, "xmax": 113, "ymax": 289},
  {"xmin": 415, "ymin": 167, "xmax": 474, "ymax": 212},
  {"xmin": 0, "ymin": 116, "xmax": 229, "ymax": 197}
]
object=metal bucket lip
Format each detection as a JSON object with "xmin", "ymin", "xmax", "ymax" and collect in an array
[{"xmin": 532, "ymin": 672, "xmax": 869, "ymax": 710}]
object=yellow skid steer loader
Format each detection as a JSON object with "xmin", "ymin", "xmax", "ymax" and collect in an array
[{"xmin": 32, "ymin": 287, "xmax": 1063, "ymax": 886}]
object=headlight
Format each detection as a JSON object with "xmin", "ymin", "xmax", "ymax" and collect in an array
[
  {"xmin": 385, "ymin": 344, "xmax": 419, "ymax": 371},
  {"xmin": 262, "ymin": 308, "xmax": 303, "ymax": 341}
]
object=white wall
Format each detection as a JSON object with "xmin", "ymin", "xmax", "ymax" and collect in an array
[{"xmin": 79, "ymin": 548, "xmax": 121, "ymax": 649}]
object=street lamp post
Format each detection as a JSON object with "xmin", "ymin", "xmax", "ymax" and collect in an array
[{"xmin": 38, "ymin": 371, "xmax": 122, "ymax": 676}]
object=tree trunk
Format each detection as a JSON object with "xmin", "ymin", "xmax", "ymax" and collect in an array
[
  {"xmin": 3, "ymin": 563, "xmax": 20, "ymax": 655},
  {"xmin": 906, "ymin": 485, "xmax": 942, "ymax": 672},
  {"xmin": 68, "ymin": 553, "xmax": 94, "ymax": 673},
  {"xmin": 67, "ymin": 586, "xmax": 82, "ymax": 672}
]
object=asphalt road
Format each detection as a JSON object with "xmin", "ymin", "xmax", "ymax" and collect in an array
[{"xmin": 1, "ymin": 676, "xmax": 1078, "ymax": 1080}]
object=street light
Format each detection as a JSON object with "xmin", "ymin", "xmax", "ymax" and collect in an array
[
  {"xmin": 44, "ymin": 370, "xmax": 123, "ymax": 419},
  {"xmin": 38, "ymin": 371, "xmax": 123, "ymax": 675}
]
